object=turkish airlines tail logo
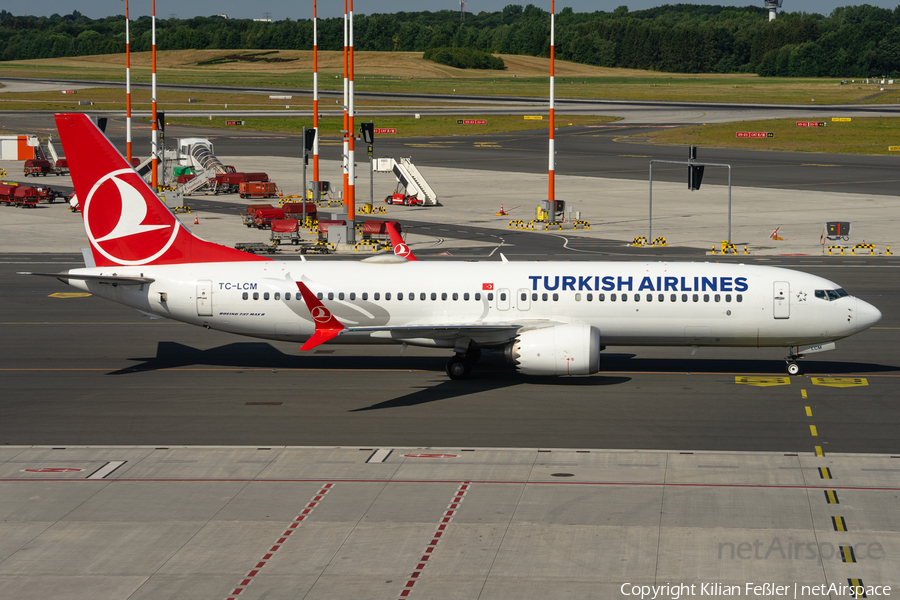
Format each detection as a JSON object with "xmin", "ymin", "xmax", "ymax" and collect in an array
[{"xmin": 55, "ymin": 113, "xmax": 269, "ymax": 266}]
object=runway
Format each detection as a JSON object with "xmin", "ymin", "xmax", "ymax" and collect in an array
[{"xmin": 1, "ymin": 251, "xmax": 897, "ymax": 452}]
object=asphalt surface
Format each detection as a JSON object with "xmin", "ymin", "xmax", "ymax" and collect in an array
[
  {"xmin": 1, "ymin": 250, "xmax": 897, "ymax": 452},
  {"xmin": 8, "ymin": 111, "xmax": 900, "ymax": 197}
]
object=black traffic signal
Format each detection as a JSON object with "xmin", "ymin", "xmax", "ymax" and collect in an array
[
  {"xmin": 157, "ymin": 112, "xmax": 165, "ymax": 133},
  {"xmin": 361, "ymin": 122, "xmax": 374, "ymax": 145},
  {"xmin": 304, "ymin": 128, "xmax": 316, "ymax": 152},
  {"xmin": 96, "ymin": 117, "xmax": 108, "ymax": 133},
  {"xmin": 688, "ymin": 165, "xmax": 704, "ymax": 191}
]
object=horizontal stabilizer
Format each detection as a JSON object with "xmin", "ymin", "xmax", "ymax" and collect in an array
[{"xmin": 18, "ymin": 272, "xmax": 155, "ymax": 285}]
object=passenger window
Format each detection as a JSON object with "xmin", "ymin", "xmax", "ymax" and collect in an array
[
  {"xmin": 532, "ymin": 293, "xmax": 538, "ymax": 301},
  {"xmin": 671, "ymin": 294, "xmax": 676, "ymax": 302},
  {"xmin": 464, "ymin": 292, "xmax": 470, "ymax": 301},
  {"xmin": 441, "ymin": 293, "xmax": 447, "ymax": 301},
  {"xmin": 552, "ymin": 293, "xmax": 559, "ymax": 301},
  {"xmin": 350, "ymin": 292, "xmax": 356, "ymax": 301},
  {"xmin": 622, "ymin": 294, "xmax": 628, "ymax": 302},
  {"xmin": 374, "ymin": 292, "xmax": 380, "ymax": 300},
  {"xmin": 385, "ymin": 292, "xmax": 391, "ymax": 300},
  {"xmin": 681, "ymin": 294, "xmax": 687, "ymax": 302},
  {"xmin": 522, "ymin": 293, "xmax": 528, "ymax": 301},
  {"xmin": 587, "ymin": 293, "xmax": 593, "ymax": 301},
  {"xmin": 726, "ymin": 294, "xmax": 732, "ymax": 302},
  {"xmin": 253, "ymin": 292, "xmax": 259, "ymax": 300},
  {"xmin": 692, "ymin": 294, "xmax": 699, "ymax": 302},
  {"xmin": 397, "ymin": 293, "xmax": 403, "ymax": 300},
  {"xmin": 487, "ymin": 293, "xmax": 493, "ymax": 301},
  {"xmin": 500, "ymin": 292, "xmax": 507, "ymax": 301},
  {"xmin": 264, "ymin": 292, "xmax": 270, "ymax": 300},
  {"xmin": 658, "ymin": 294, "xmax": 664, "ymax": 302},
  {"xmin": 475, "ymin": 293, "xmax": 481, "ymax": 301},
  {"xmin": 317, "ymin": 292, "xmax": 324, "ymax": 300},
  {"xmin": 431, "ymin": 293, "xmax": 437, "ymax": 301},
  {"xmin": 542, "ymin": 293, "xmax": 548, "ymax": 301},
  {"xmin": 703, "ymin": 294, "xmax": 709, "ymax": 302},
  {"xmin": 327, "ymin": 292, "xmax": 334, "ymax": 301},
  {"xmin": 421, "ymin": 293, "xmax": 427, "ymax": 301},
  {"xmin": 633, "ymin": 294, "xmax": 639, "ymax": 302},
  {"xmin": 575, "ymin": 293, "xmax": 582, "ymax": 301},
  {"xmin": 453, "ymin": 293, "xmax": 458, "ymax": 301},
  {"xmin": 647, "ymin": 294, "xmax": 653, "ymax": 302},
  {"xmin": 362, "ymin": 292, "xmax": 368, "ymax": 300},
  {"xmin": 611, "ymin": 294, "xmax": 617, "ymax": 302},
  {"xmin": 274, "ymin": 292, "xmax": 281, "ymax": 300},
  {"xmin": 598, "ymin": 293, "xmax": 605, "ymax": 301},
  {"xmin": 737, "ymin": 294, "xmax": 743, "ymax": 302},
  {"xmin": 242, "ymin": 292, "xmax": 248, "ymax": 300},
  {"xmin": 338, "ymin": 292, "xmax": 344, "ymax": 300},
  {"xmin": 714, "ymin": 294, "xmax": 720, "ymax": 302},
  {"xmin": 285, "ymin": 292, "xmax": 291, "ymax": 300},
  {"xmin": 408, "ymin": 293, "xmax": 414, "ymax": 301}
]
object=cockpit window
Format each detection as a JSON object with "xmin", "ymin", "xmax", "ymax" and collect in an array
[{"xmin": 815, "ymin": 288, "xmax": 850, "ymax": 301}]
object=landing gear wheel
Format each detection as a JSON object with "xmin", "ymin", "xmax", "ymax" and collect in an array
[
  {"xmin": 786, "ymin": 362, "xmax": 800, "ymax": 376},
  {"xmin": 446, "ymin": 357, "xmax": 472, "ymax": 380}
]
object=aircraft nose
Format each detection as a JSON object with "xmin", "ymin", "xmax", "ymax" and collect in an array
[{"xmin": 856, "ymin": 298, "xmax": 882, "ymax": 332}]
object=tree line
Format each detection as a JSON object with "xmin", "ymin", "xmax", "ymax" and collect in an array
[{"xmin": 3, "ymin": 4, "xmax": 900, "ymax": 77}]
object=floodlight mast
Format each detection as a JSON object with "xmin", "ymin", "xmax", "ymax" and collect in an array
[{"xmin": 764, "ymin": 0, "xmax": 783, "ymax": 21}]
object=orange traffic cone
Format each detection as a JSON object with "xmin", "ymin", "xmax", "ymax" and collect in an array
[
  {"xmin": 495, "ymin": 204, "xmax": 507, "ymax": 216},
  {"xmin": 194, "ymin": 215, "xmax": 199, "ymax": 225}
]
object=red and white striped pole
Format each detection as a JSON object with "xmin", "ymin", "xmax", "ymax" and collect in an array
[
  {"xmin": 125, "ymin": 0, "xmax": 132, "ymax": 164},
  {"xmin": 342, "ymin": 0, "xmax": 349, "ymax": 215},
  {"xmin": 151, "ymin": 0, "xmax": 158, "ymax": 189},
  {"xmin": 312, "ymin": 0, "xmax": 319, "ymax": 199},
  {"xmin": 548, "ymin": 0, "xmax": 555, "ymax": 209},
  {"xmin": 347, "ymin": 0, "xmax": 355, "ymax": 240}
]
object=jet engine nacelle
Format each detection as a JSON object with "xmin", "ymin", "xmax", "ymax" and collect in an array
[{"xmin": 508, "ymin": 324, "xmax": 601, "ymax": 376}]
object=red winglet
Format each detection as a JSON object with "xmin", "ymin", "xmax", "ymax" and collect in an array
[
  {"xmin": 386, "ymin": 222, "xmax": 417, "ymax": 261},
  {"xmin": 296, "ymin": 281, "xmax": 344, "ymax": 351}
]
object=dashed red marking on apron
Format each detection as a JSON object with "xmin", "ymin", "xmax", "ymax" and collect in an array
[
  {"xmin": 224, "ymin": 484, "xmax": 335, "ymax": 600},
  {"xmin": 396, "ymin": 482, "xmax": 471, "ymax": 600}
]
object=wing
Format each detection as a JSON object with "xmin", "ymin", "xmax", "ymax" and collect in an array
[{"xmin": 18, "ymin": 272, "xmax": 155, "ymax": 285}]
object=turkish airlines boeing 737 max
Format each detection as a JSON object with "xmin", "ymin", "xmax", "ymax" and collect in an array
[{"xmin": 22, "ymin": 114, "xmax": 882, "ymax": 379}]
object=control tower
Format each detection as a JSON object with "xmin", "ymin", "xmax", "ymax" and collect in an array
[{"xmin": 764, "ymin": 0, "xmax": 783, "ymax": 21}]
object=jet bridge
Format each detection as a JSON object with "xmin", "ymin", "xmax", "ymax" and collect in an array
[{"xmin": 373, "ymin": 157, "xmax": 438, "ymax": 206}]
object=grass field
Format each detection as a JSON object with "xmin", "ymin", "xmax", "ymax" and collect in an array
[
  {"xmin": 1, "ymin": 50, "xmax": 895, "ymax": 105},
  {"xmin": 166, "ymin": 114, "xmax": 618, "ymax": 137},
  {"xmin": 642, "ymin": 117, "xmax": 900, "ymax": 155}
]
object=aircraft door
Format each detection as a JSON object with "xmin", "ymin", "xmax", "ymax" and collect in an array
[
  {"xmin": 497, "ymin": 288, "xmax": 510, "ymax": 311},
  {"xmin": 773, "ymin": 281, "xmax": 790, "ymax": 319},
  {"xmin": 517, "ymin": 288, "xmax": 531, "ymax": 311},
  {"xmin": 197, "ymin": 280, "xmax": 213, "ymax": 317}
]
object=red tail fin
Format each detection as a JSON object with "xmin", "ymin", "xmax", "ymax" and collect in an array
[
  {"xmin": 55, "ymin": 113, "xmax": 268, "ymax": 267},
  {"xmin": 386, "ymin": 222, "xmax": 417, "ymax": 261}
]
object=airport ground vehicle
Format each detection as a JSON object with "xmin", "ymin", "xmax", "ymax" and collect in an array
[
  {"xmin": 252, "ymin": 207, "xmax": 285, "ymax": 229},
  {"xmin": 240, "ymin": 204, "xmax": 276, "ymax": 227},
  {"xmin": 24, "ymin": 159, "xmax": 52, "ymax": 177},
  {"xmin": 384, "ymin": 192, "xmax": 423, "ymax": 206},
  {"xmin": 239, "ymin": 181, "xmax": 277, "ymax": 199},
  {"xmin": 270, "ymin": 219, "xmax": 301, "ymax": 245},
  {"xmin": 25, "ymin": 113, "xmax": 884, "ymax": 380}
]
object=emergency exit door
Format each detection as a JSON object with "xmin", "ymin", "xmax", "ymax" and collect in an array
[
  {"xmin": 197, "ymin": 280, "xmax": 213, "ymax": 317},
  {"xmin": 773, "ymin": 281, "xmax": 790, "ymax": 319}
]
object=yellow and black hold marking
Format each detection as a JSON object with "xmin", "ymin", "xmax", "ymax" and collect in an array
[
  {"xmin": 818, "ymin": 467, "xmax": 832, "ymax": 479},
  {"xmin": 840, "ymin": 545, "xmax": 857, "ymax": 563},
  {"xmin": 832, "ymin": 516, "xmax": 848, "ymax": 531},
  {"xmin": 825, "ymin": 490, "xmax": 840, "ymax": 504},
  {"xmin": 848, "ymin": 579, "xmax": 867, "ymax": 598}
]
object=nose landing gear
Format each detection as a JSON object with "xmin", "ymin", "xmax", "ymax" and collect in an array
[{"xmin": 785, "ymin": 350, "xmax": 805, "ymax": 376}]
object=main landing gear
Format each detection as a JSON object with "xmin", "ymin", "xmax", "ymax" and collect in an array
[
  {"xmin": 785, "ymin": 350, "xmax": 804, "ymax": 376},
  {"xmin": 446, "ymin": 346, "xmax": 481, "ymax": 380}
]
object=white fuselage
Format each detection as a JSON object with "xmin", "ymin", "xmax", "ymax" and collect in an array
[{"xmin": 63, "ymin": 260, "xmax": 877, "ymax": 350}]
